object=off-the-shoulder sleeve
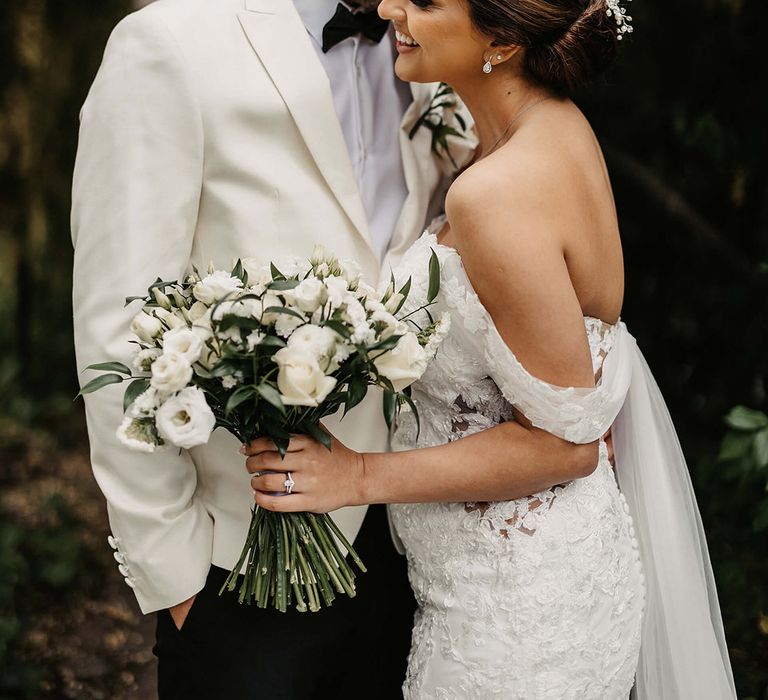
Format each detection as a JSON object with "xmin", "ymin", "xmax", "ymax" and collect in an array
[{"xmin": 437, "ymin": 252, "xmax": 633, "ymax": 444}]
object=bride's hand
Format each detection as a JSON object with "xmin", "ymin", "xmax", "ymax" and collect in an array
[{"xmin": 242, "ymin": 432, "xmax": 367, "ymax": 513}]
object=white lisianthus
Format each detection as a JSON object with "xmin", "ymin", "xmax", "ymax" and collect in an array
[
  {"xmin": 290, "ymin": 278, "xmax": 328, "ymax": 313},
  {"xmin": 130, "ymin": 310, "xmax": 163, "ymax": 342},
  {"xmin": 371, "ymin": 309, "xmax": 401, "ymax": 340},
  {"xmin": 116, "ymin": 415, "xmax": 161, "ymax": 453},
  {"xmin": 221, "ymin": 372, "xmax": 244, "ymax": 390},
  {"xmin": 154, "ymin": 308, "xmax": 186, "ymax": 330},
  {"xmin": 275, "ymin": 313, "xmax": 305, "ymax": 338},
  {"xmin": 128, "ymin": 387, "xmax": 162, "ymax": 418},
  {"xmin": 287, "ymin": 324, "xmax": 337, "ymax": 370},
  {"xmin": 273, "ymin": 347, "xmax": 337, "ymax": 407},
  {"xmin": 245, "ymin": 330, "xmax": 265, "ymax": 352},
  {"xmin": 212, "ymin": 297, "xmax": 262, "ymax": 321},
  {"xmin": 152, "ymin": 287, "xmax": 173, "ymax": 310},
  {"xmin": 132, "ymin": 347, "xmax": 162, "ymax": 373},
  {"xmin": 155, "ymin": 386, "xmax": 216, "ymax": 449},
  {"xmin": 384, "ymin": 293, "xmax": 405, "ymax": 314},
  {"xmin": 373, "ymin": 332, "xmax": 429, "ymax": 392},
  {"xmin": 193, "ymin": 270, "xmax": 243, "ymax": 304},
  {"xmin": 150, "ymin": 352, "xmax": 193, "ymax": 394},
  {"xmin": 188, "ymin": 300, "xmax": 209, "ymax": 321},
  {"xmin": 324, "ymin": 276, "xmax": 350, "ymax": 308},
  {"xmin": 162, "ymin": 327, "xmax": 204, "ymax": 364},
  {"xmin": 338, "ymin": 258, "xmax": 362, "ymax": 287},
  {"xmin": 198, "ymin": 342, "xmax": 221, "ymax": 370},
  {"xmin": 424, "ymin": 312, "xmax": 452, "ymax": 356}
]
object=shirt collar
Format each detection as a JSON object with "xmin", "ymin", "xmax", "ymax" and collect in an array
[{"xmin": 292, "ymin": 0, "xmax": 356, "ymax": 44}]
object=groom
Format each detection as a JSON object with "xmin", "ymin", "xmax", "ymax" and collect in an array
[{"xmin": 71, "ymin": 0, "xmax": 472, "ymax": 697}]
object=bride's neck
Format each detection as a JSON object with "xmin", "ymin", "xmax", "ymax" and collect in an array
[{"xmin": 452, "ymin": 73, "xmax": 553, "ymax": 158}]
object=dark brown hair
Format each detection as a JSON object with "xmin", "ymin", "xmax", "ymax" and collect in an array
[{"xmin": 467, "ymin": 0, "xmax": 620, "ymax": 94}]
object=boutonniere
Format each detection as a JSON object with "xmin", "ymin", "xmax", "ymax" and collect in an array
[{"xmin": 409, "ymin": 83, "xmax": 469, "ymax": 170}]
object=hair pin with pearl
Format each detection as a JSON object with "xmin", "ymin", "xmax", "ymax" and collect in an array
[{"xmin": 606, "ymin": 0, "xmax": 634, "ymax": 40}]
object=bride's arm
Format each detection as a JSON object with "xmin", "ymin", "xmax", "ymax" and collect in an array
[{"xmin": 245, "ymin": 158, "xmax": 607, "ymax": 513}]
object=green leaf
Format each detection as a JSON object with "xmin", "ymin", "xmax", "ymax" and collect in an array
[
  {"xmin": 86, "ymin": 361, "xmax": 132, "ymax": 375},
  {"xmin": 718, "ymin": 431, "xmax": 753, "ymax": 462},
  {"xmin": 232, "ymin": 259, "xmax": 248, "ymax": 286},
  {"xmin": 270, "ymin": 262, "xmax": 285, "ymax": 280},
  {"xmin": 383, "ymin": 391, "xmax": 397, "ymax": 431},
  {"xmin": 256, "ymin": 384, "xmax": 287, "ymax": 416},
  {"xmin": 345, "ymin": 376, "xmax": 369, "ymax": 414},
  {"xmin": 725, "ymin": 406, "xmax": 768, "ymax": 431},
  {"xmin": 76, "ymin": 373, "xmax": 125, "ymax": 398},
  {"xmin": 369, "ymin": 334, "xmax": 402, "ymax": 353},
  {"xmin": 401, "ymin": 392, "xmax": 421, "ymax": 440},
  {"xmin": 322, "ymin": 320, "xmax": 352, "ymax": 339},
  {"xmin": 427, "ymin": 249, "xmax": 441, "ymax": 303},
  {"xmin": 302, "ymin": 421, "xmax": 333, "ymax": 451},
  {"xmin": 267, "ymin": 279, "xmax": 300, "ymax": 291},
  {"xmin": 753, "ymin": 428, "xmax": 768, "ymax": 468},
  {"xmin": 123, "ymin": 378, "xmax": 150, "ymax": 412},
  {"xmin": 225, "ymin": 385, "xmax": 257, "ymax": 417},
  {"xmin": 455, "ymin": 112, "xmax": 467, "ymax": 132},
  {"xmin": 209, "ymin": 358, "xmax": 247, "ymax": 378},
  {"xmin": 124, "ymin": 295, "xmax": 147, "ymax": 306},
  {"xmin": 258, "ymin": 336, "xmax": 288, "ymax": 349},
  {"xmin": 397, "ymin": 276, "xmax": 412, "ymax": 301}
]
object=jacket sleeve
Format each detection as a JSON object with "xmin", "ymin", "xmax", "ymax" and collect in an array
[{"xmin": 71, "ymin": 9, "xmax": 213, "ymax": 614}]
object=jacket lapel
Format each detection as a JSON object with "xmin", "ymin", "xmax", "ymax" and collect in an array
[{"xmin": 238, "ymin": 0, "xmax": 373, "ymax": 252}]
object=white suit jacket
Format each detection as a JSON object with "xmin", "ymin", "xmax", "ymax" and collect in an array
[{"xmin": 71, "ymin": 0, "xmax": 474, "ymax": 614}]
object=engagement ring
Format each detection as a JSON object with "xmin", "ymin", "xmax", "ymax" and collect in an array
[{"xmin": 284, "ymin": 472, "xmax": 295, "ymax": 495}]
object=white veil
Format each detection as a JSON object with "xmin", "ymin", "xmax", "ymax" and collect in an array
[{"xmin": 611, "ymin": 329, "xmax": 737, "ymax": 699}]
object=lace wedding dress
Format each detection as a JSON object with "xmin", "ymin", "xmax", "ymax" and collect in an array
[{"xmin": 388, "ymin": 217, "xmax": 737, "ymax": 700}]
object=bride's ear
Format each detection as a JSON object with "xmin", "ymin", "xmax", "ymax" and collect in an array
[{"xmin": 483, "ymin": 45, "xmax": 523, "ymax": 69}]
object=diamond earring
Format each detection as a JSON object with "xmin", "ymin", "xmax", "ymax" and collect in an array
[{"xmin": 482, "ymin": 59, "xmax": 493, "ymax": 74}]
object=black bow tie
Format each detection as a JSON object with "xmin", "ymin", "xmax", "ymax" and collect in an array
[{"xmin": 321, "ymin": 3, "xmax": 390, "ymax": 53}]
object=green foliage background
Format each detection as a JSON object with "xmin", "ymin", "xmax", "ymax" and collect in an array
[{"xmin": 0, "ymin": 0, "xmax": 766, "ymax": 697}]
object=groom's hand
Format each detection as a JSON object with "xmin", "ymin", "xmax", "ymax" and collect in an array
[{"xmin": 169, "ymin": 594, "xmax": 197, "ymax": 631}]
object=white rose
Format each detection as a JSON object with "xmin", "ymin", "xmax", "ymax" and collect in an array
[
  {"xmin": 287, "ymin": 324, "xmax": 337, "ymax": 369},
  {"xmin": 193, "ymin": 270, "xmax": 243, "ymax": 304},
  {"xmin": 155, "ymin": 386, "xmax": 215, "ymax": 449},
  {"xmin": 162, "ymin": 327, "xmax": 204, "ymax": 364},
  {"xmin": 130, "ymin": 310, "xmax": 163, "ymax": 342},
  {"xmin": 190, "ymin": 308, "xmax": 214, "ymax": 342},
  {"xmin": 290, "ymin": 278, "xmax": 328, "ymax": 313},
  {"xmin": 373, "ymin": 332, "xmax": 429, "ymax": 392},
  {"xmin": 273, "ymin": 347, "xmax": 337, "ymax": 407},
  {"xmin": 150, "ymin": 352, "xmax": 194, "ymax": 394}
]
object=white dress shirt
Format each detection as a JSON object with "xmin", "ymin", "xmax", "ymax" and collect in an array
[{"xmin": 292, "ymin": 0, "xmax": 411, "ymax": 262}]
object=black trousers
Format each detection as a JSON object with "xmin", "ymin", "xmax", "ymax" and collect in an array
[{"xmin": 153, "ymin": 505, "xmax": 416, "ymax": 699}]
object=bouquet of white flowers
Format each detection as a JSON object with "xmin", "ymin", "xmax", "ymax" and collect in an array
[{"xmin": 78, "ymin": 246, "xmax": 449, "ymax": 612}]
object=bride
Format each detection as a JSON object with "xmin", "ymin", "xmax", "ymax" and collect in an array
[{"xmin": 244, "ymin": 0, "xmax": 736, "ymax": 697}]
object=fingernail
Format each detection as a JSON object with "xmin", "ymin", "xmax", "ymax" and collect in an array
[{"xmin": 239, "ymin": 444, "xmax": 247, "ymax": 455}]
